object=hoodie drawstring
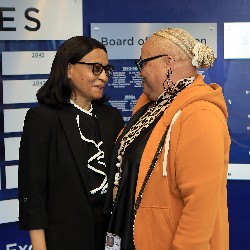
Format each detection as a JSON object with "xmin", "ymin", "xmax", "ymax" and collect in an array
[{"xmin": 163, "ymin": 110, "xmax": 182, "ymax": 177}]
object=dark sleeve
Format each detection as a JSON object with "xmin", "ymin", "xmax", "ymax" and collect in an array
[
  {"xmin": 112, "ymin": 106, "xmax": 125, "ymax": 132},
  {"xmin": 18, "ymin": 108, "xmax": 52, "ymax": 230}
]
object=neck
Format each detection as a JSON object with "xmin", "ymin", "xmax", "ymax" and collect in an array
[{"xmin": 71, "ymin": 96, "xmax": 91, "ymax": 111}]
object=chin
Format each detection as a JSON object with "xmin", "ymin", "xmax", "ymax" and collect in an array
[
  {"xmin": 94, "ymin": 94, "xmax": 103, "ymax": 100},
  {"xmin": 143, "ymin": 89, "xmax": 151, "ymax": 98},
  {"xmin": 144, "ymin": 91, "xmax": 157, "ymax": 101},
  {"xmin": 142, "ymin": 88, "xmax": 148, "ymax": 95}
]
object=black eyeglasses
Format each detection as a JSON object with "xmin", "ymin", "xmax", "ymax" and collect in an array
[
  {"xmin": 135, "ymin": 54, "xmax": 168, "ymax": 72},
  {"xmin": 75, "ymin": 62, "xmax": 114, "ymax": 77}
]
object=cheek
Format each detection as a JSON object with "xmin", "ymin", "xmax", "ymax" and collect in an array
[
  {"xmin": 81, "ymin": 74, "xmax": 96, "ymax": 86},
  {"xmin": 145, "ymin": 72, "xmax": 165, "ymax": 95},
  {"xmin": 144, "ymin": 71, "xmax": 156, "ymax": 89}
]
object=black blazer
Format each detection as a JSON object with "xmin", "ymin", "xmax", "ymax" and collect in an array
[{"xmin": 18, "ymin": 103, "xmax": 124, "ymax": 250}]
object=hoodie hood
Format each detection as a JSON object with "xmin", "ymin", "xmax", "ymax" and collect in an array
[{"xmin": 134, "ymin": 74, "xmax": 228, "ymax": 120}]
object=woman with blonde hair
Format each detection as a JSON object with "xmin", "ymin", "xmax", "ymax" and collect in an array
[{"xmin": 104, "ymin": 28, "xmax": 230, "ymax": 250}]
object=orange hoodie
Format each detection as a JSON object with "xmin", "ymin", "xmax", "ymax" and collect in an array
[{"xmin": 133, "ymin": 74, "xmax": 230, "ymax": 250}]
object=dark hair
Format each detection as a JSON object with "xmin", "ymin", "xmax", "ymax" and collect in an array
[{"xmin": 36, "ymin": 36, "xmax": 107, "ymax": 107}]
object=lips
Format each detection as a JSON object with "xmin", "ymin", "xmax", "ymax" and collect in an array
[{"xmin": 93, "ymin": 85, "xmax": 104, "ymax": 89}]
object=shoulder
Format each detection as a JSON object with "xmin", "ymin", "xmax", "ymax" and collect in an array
[
  {"xmin": 94, "ymin": 103, "xmax": 124, "ymax": 128},
  {"xmin": 94, "ymin": 103, "xmax": 122, "ymax": 115},
  {"xmin": 181, "ymin": 100, "xmax": 226, "ymax": 125},
  {"xmin": 24, "ymin": 104, "xmax": 60, "ymax": 128},
  {"xmin": 29, "ymin": 104, "xmax": 58, "ymax": 114},
  {"xmin": 169, "ymin": 101, "xmax": 229, "ymax": 140}
]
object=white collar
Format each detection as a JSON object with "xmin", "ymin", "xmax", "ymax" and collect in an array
[{"xmin": 70, "ymin": 99, "xmax": 93, "ymax": 116}]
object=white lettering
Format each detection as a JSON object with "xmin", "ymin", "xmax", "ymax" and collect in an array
[
  {"xmin": 6, "ymin": 244, "xmax": 32, "ymax": 250},
  {"xmin": 18, "ymin": 245, "xmax": 28, "ymax": 250},
  {"xmin": 6, "ymin": 243, "xmax": 17, "ymax": 250}
]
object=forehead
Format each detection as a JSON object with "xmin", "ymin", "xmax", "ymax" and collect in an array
[
  {"xmin": 81, "ymin": 48, "xmax": 108, "ymax": 62},
  {"xmin": 141, "ymin": 36, "xmax": 165, "ymax": 57}
]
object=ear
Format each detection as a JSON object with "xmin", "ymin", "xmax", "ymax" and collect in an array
[
  {"xmin": 67, "ymin": 63, "xmax": 73, "ymax": 79},
  {"xmin": 164, "ymin": 55, "xmax": 175, "ymax": 69}
]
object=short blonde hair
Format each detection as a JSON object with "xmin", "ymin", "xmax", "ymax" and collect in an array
[{"xmin": 154, "ymin": 28, "xmax": 215, "ymax": 69}]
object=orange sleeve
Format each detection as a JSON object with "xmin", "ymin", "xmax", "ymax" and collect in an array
[{"xmin": 172, "ymin": 103, "xmax": 229, "ymax": 249}]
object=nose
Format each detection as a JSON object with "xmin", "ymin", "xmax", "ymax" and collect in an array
[{"xmin": 99, "ymin": 69, "xmax": 109, "ymax": 83}]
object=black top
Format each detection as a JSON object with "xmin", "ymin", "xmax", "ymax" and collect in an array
[
  {"xmin": 70, "ymin": 104, "xmax": 109, "ymax": 249},
  {"xmin": 18, "ymin": 103, "xmax": 124, "ymax": 250},
  {"xmin": 106, "ymin": 102, "xmax": 162, "ymax": 249}
]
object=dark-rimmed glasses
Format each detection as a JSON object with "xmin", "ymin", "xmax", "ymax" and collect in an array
[
  {"xmin": 135, "ymin": 54, "xmax": 168, "ymax": 72},
  {"xmin": 75, "ymin": 62, "xmax": 114, "ymax": 77}
]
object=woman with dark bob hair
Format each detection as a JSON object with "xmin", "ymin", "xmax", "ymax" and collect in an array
[{"xmin": 18, "ymin": 36, "xmax": 124, "ymax": 250}]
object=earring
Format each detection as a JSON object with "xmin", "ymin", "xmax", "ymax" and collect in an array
[{"xmin": 162, "ymin": 69, "xmax": 173, "ymax": 91}]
